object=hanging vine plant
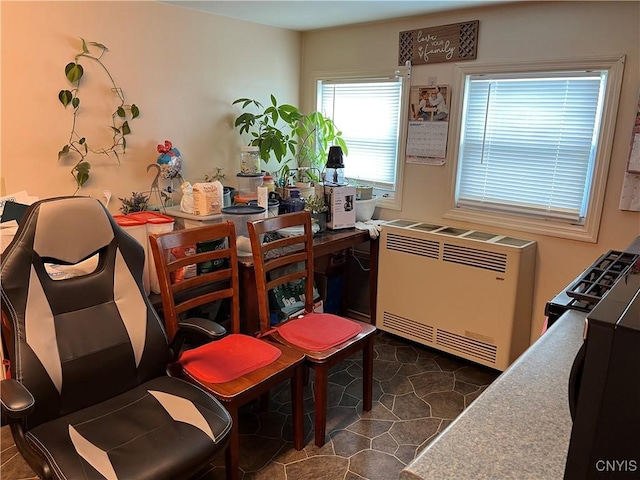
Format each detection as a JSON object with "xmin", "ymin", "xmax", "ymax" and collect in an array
[{"xmin": 57, "ymin": 38, "xmax": 140, "ymax": 191}]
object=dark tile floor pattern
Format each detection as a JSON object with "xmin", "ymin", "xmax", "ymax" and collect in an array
[{"xmin": 1, "ymin": 332, "xmax": 499, "ymax": 480}]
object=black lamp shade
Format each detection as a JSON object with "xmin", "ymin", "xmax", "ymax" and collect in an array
[{"xmin": 326, "ymin": 146, "xmax": 344, "ymax": 169}]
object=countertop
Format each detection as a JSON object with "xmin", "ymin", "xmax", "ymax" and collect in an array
[{"xmin": 400, "ymin": 309, "xmax": 586, "ymax": 480}]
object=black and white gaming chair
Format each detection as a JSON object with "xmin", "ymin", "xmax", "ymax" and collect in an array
[{"xmin": 0, "ymin": 196, "xmax": 232, "ymax": 479}]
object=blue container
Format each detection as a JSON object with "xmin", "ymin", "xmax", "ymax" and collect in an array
[{"xmin": 285, "ymin": 189, "xmax": 306, "ymax": 213}]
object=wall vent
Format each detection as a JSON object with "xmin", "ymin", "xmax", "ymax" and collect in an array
[
  {"xmin": 436, "ymin": 329, "xmax": 497, "ymax": 365},
  {"xmin": 443, "ymin": 243, "xmax": 507, "ymax": 273},
  {"xmin": 386, "ymin": 233, "xmax": 439, "ymax": 259},
  {"xmin": 382, "ymin": 311, "xmax": 434, "ymax": 344}
]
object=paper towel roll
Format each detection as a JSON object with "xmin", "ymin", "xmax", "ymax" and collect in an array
[{"xmin": 257, "ymin": 186, "xmax": 268, "ymax": 218}]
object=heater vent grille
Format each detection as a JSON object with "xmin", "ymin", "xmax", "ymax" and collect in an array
[
  {"xmin": 443, "ymin": 243, "xmax": 507, "ymax": 273},
  {"xmin": 382, "ymin": 312, "xmax": 434, "ymax": 344},
  {"xmin": 386, "ymin": 233, "xmax": 439, "ymax": 259},
  {"xmin": 436, "ymin": 329, "xmax": 497, "ymax": 365}
]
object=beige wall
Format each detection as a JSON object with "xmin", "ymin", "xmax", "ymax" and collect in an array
[
  {"xmin": 301, "ymin": 1, "xmax": 640, "ymax": 343},
  {"xmin": 1, "ymin": 1, "xmax": 300, "ymax": 206}
]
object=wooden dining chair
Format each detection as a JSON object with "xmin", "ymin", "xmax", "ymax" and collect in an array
[
  {"xmin": 247, "ymin": 211, "xmax": 377, "ymax": 447},
  {"xmin": 149, "ymin": 222, "xmax": 305, "ymax": 480}
]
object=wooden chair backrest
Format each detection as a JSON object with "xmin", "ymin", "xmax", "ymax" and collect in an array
[
  {"xmin": 150, "ymin": 222, "xmax": 240, "ymax": 340},
  {"xmin": 248, "ymin": 211, "xmax": 315, "ymax": 333}
]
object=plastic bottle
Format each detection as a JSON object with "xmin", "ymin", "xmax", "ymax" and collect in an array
[
  {"xmin": 262, "ymin": 174, "xmax": 276, "ymax": 193},
  {"xmin": 257, "ymin": 185, "xmax": 269, "ymax": 218}
]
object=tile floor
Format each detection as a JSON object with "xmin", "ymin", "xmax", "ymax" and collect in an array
[{"xmin": 1, "ymin": 332, "xmax": 499, "ymax": 480}]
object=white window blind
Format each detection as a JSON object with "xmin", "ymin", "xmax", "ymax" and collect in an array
[
  {"xmin": 318, "ymin": 78, "xmax": 403, "ymax": 192},
  {"xmin": 456, "ymin": 71, "xmax": 606, "ymax": 223}
]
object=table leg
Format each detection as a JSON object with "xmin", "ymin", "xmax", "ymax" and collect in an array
[{"xmin": 369, "ymin": 237, "xmax": 379, "ymax": 325}]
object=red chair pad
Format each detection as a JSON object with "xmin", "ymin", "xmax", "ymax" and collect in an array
[
  {"xmin": 276, "ymin": 312, "xmax": 363, "ymax": 352},
  {"xmin": 180, "ymin": 334, "xmax": 282, "ymax": 384}
]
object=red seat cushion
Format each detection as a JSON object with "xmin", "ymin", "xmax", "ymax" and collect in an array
[
  {"xmin": 276, "ymin": 312, "xmax": 363, "ymax": 352},
  {"xmin": 180, "ymin": 334, "xmax": 282, "ymax": 384}
]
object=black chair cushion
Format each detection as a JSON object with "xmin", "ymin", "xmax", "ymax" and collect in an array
[{"xmin": 27, "ymin": 376, "xmax": 231, "ymax": 480}]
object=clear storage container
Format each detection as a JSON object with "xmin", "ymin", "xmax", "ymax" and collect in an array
[
  {"xmin": 240, "ymin": 146, "xmax": 261, "ymax": 174},
  {"xmin": 237, "ymin": 172, "xmax": 264, "ymax": 199}
]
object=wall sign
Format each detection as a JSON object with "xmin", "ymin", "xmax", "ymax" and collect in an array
[{"xmin": 399, "ymin": 20, "xmax": 479, "ymax": 66}]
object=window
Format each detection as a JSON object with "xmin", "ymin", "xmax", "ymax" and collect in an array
[
  {"xmin": 446, "ymin": 56, "xmax": 624, "ymax": 242},
  {"xmin": 315, "ymin": 70, "xmax": 409, "ymax": 209}
]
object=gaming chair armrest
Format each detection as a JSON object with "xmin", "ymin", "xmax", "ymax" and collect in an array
[
  {"xmin": 0, "ymin": 379, "xmax": 35, "ymax": 420},
  {"xmin": 169, "ymin": 317, "xmax": 227, "ymax": 359},
  {"xmin": 179, "ymin": 317, "xmax": 227, "ymax": 340}
]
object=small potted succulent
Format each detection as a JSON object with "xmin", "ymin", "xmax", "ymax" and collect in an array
[
  {"xmin": 304, "ymin": 195, "xmax": 328, "ymax": 232},
  {"xmin": 119, "ymin": 191, "xmax": 149, "ymax": 214},
  {"xmin": 348, "ymin": 178, "xmax": 374, "ymax": 200}
]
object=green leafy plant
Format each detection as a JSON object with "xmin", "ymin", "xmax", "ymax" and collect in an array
[
  {"xmin": 232, "ymin": 95, "xmax": 300, "ymax": 164},
  {"xmin": 294, "ymin": 112, "xmax": 348, "ymax": 183},
  {"xmin": 118, "ymin": 191, "xmax": 149, "ymax": 214},
  {"xmin": 232, "ymin": 95, "xmax": 347, "ymax": 185},
  {"xmin": 304, "ymin": 194, "xmax": 328, "ymax": 214},
  {"xmin": 204, "ymin": 167, "xmax": 227, "ymax": 183},
  {"xmin": 58, "ymin": 38, "xmax": 140, "ymax": 191}
]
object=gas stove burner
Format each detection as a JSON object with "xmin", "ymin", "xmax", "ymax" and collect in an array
[{"xmin": 566, "ymin": 250, "xmax": 639, "ymax": 306}]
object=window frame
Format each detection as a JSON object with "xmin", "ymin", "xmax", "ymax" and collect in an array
[
  {"xmin": 444, "ymin": 55, "xmax": 625, "ymax": 243},
  {"xmin": 309, "ymin": 69, "xmax": 410, "ymax": 211}
]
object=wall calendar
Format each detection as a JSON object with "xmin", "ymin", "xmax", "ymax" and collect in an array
[{"xmin": 406, "ymin": 84, "xmax": 451, "ymax": 166}]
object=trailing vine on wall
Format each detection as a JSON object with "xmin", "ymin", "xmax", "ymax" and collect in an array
[{"xmin": 57, "ymin": 38, "xmax": 140, "ymax": 191}]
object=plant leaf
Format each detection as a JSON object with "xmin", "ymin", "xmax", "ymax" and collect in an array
[
  {"xmin": 72, "ymin": 97, "xmax": 80, "ymax": 108},
  {"xmin": 58, "ymin": 144, "xmax": 70, "ymax": 159},
  {"xmin": 79, "ymin": 137, "xmax": 86, "ymax": 145},
  {"xmin": 121, "ymin": 121, "xmax": 131, "ymax": 135},
  {"xmin": 58, "ymin": 90, "xmax": 73, "ymax": 107},
  {"xmin": 131, "ymin": 104, "xmax": 140, "ymax": 118},
  {"xmin": 116, "ymin": 106, "xmax": 125, "ymax": 118},
  {"xmin": 75, "ymin": 171, "xmax": 89, "ymax": 188},
  {"xmin": 111, "ymin": 126, "xmax": 121, "ymax": 134},
  {"xmin": 75, "ymin": 161, "xmax": 91, "ymax": 174},
  {"xmin": 89, "ymin": 41, "xmax": 108, "ymax": 51},
  {"xmin": 80, "ymin": 38, "xmax": 89, "ymax": 54},
  {"xmin": 65, "ymin": 62, "xmax": 84, "ymax": 83}
]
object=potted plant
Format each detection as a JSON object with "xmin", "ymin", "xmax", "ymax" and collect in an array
[
  {"xmin": 232, "ymin": 95, "xmax": 348, "ymax": 189},
  {"xmin": 304, "ymin": 194, "xmax": 328, "ymax": 232},
  {"xmin": 348, "ymin": 178, "xmax": 374, "ymax": 200},
  {"xmin": 119, "ymin": 191, "xmax": 149, "ymax": 214},
  {"xmin": 57, "ymin": 38, "xmax": 140, "ymax": 191},
  {"xmin": 232, "ymin": 95, "xmax": 301, "ymax": 166}
]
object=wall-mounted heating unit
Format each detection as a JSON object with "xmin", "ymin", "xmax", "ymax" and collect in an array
[{"xmin": 376, "ymin": 220, "xmax": 537, "ymax": 371}]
